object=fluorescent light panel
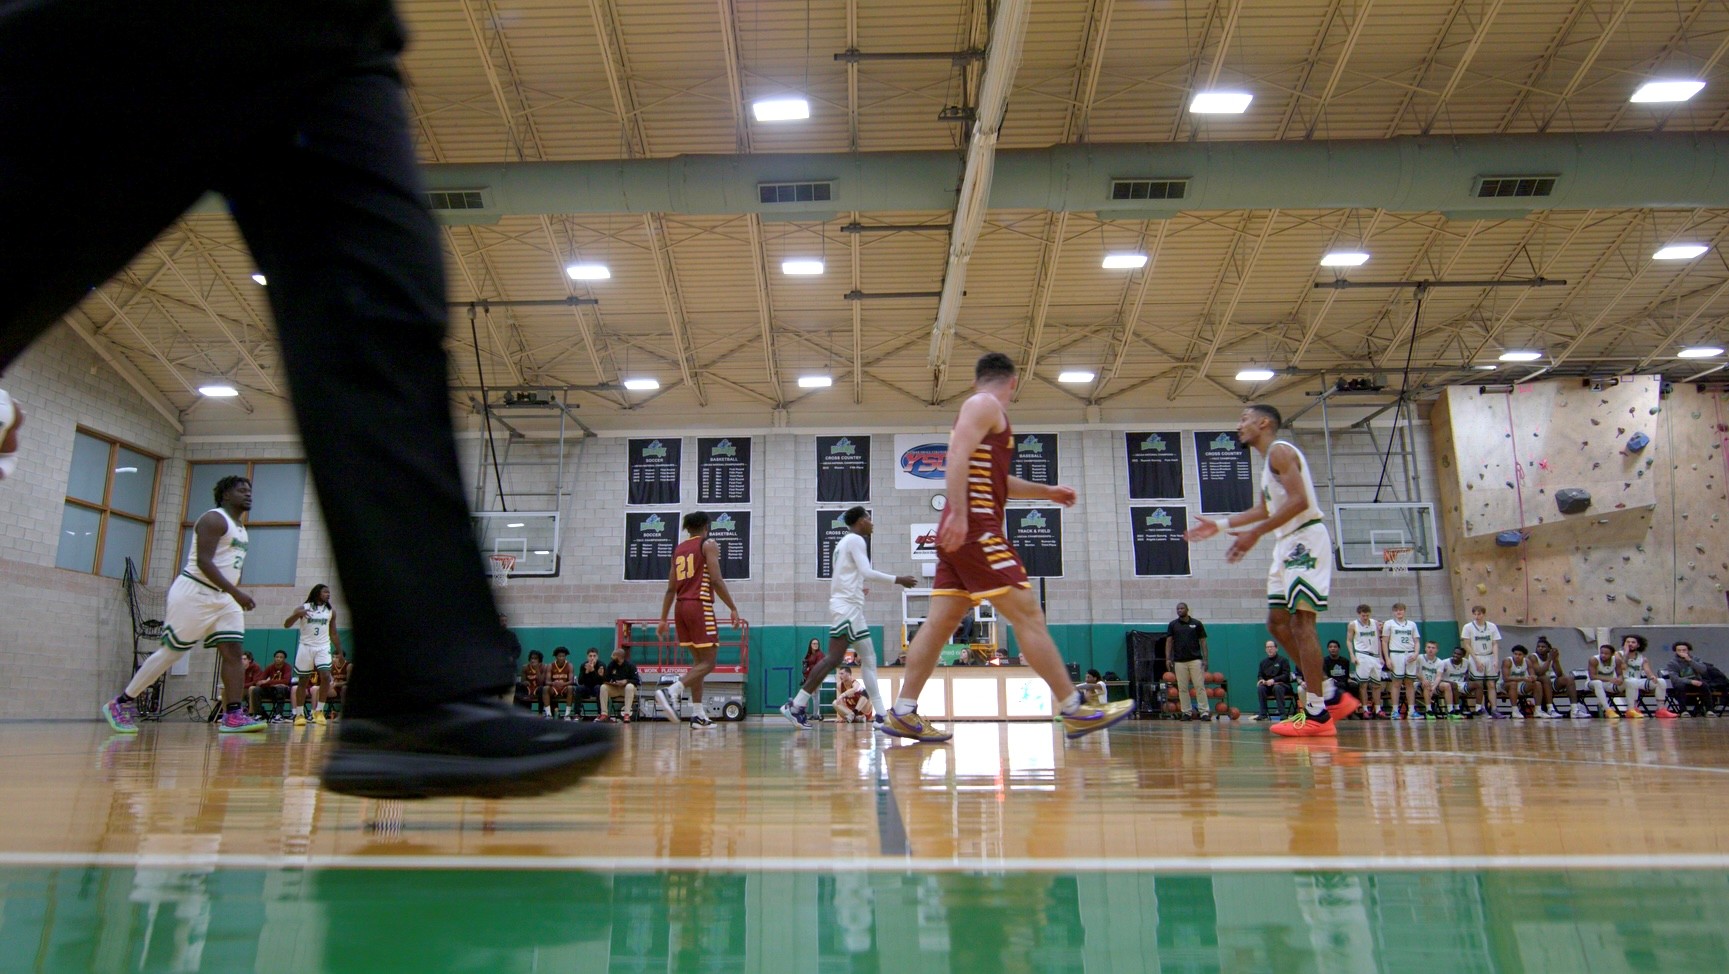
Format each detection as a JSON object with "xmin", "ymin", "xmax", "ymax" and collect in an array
[
  {"xmin": 752, "ymin": 97, "xmax": 810, "ymax": 122},
  {"xmin": 781, "ymin": 259, "xmax": 825, "ymax": 276},
  {"xmin": 1189, "ymin": 91, "xmax": 1253, "ymax": 114},
  {"xmin": 1498, "ymin": 350, "xmax": 1543, "ymax": 362},
  {"xmin": 1630, "ymin": 80, "xmax": 1704, "ymax": 103},
  {"xmin": 1101, "ymin": 253, "xmax": 1148, "ymax": 269},
  {"xmin": 198, "ymin": 383, "xmax": 239, "ymax": 397},
  {"xmin": 1474, "ymin": 364, "xmax": 1499, "ymax": 371},
  {"xmin": 622, "ymin": 378, "xmax": 660, "ymax": 391},
  {"xmin": 250, "ymin": 273, "xmax": 267, "ymax": 285},
  {"xmin": 1654, "ymin": 244, "xmax": 1709, "ymax": 260},
  {"xmin": 1320, "ymin": 251, "xmax": 1370, "ymax": 267},
  {"xmin": 1057, "ymin": 370, "xmax": 1097, "ymax": 384},
  {"xmin": 1235, "ymin": 369, "xmax": 1276, "ymax": 381},
  {"xmin": 1677, "ymin": 346, "xmax": 1724, "ymax": 359},
  {"xmin": 797, "ymin": 375, "xmax": 834, "ymax": 388},
  {"xmin": 565, "ymin": 263, "xmax": 610, "ymax": 280}
]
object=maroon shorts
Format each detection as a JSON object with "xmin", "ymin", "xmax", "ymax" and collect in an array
[
  {"xmin": 932, "ymin": 526, "xmax": 1031, "ymax": 601},
  {"xmin": 674, "ymin": 599, "xmax": 718, "ymax": 649}
]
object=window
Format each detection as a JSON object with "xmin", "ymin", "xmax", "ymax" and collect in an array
[
  {"xmin": 180, "ymin": 460, "xmax": 308, "ymax": 586},
  {"xmin": 56, "ymin": 430, "xmax": 162, "ymax": 579}
]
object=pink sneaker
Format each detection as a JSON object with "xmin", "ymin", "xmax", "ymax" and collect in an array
[{"xmin": 219, "ymin": 709, "xmax": 266, "ymax": 734}]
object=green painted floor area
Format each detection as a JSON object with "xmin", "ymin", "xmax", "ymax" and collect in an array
[{"xmin": 4, "ymin": 867, "xmax": 1727, "ymax": 973}]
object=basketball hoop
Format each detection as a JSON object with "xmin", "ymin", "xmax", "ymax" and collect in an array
[
  {"xmin": 1380, "ymin": 546, "xmax": 1414, "ymax": 575},
  {"xmin": 487, "ymin": 553, "xmax": 516, "ymax": 587}
]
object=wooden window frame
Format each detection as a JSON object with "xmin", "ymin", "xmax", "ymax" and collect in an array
[{"xmin": 62, "ymin": 427, "xmax": 163, "ymax": 581}]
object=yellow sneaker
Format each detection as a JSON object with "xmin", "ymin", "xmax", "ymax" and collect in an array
[
  {"xmin": 1061, "ymin": 699, "xmax": 1135, "ymax": 739},
  {"xmin": 312, "ymin": 710, "xmax": 327, "ymax": 725},
  {"xmin": 1623, "ymin": 708, "xmax": 1644, "ymax": 719},
  {"xmin": 293, "ymin": 713, "xmax": 307, "ymax": 727},
  {"xmin": 879, "ymin": 710, "xmax": 952, "ymax": 743}
]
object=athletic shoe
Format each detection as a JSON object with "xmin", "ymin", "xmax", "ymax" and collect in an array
[
  {"xmin": 1326, "ymin": 692, "xmax": 1360, "ymax": 721},
  {"xmin": 1270, "ymin": 710, "xmax": 1337, "ymax": 738},
  {"xmin": 654, "ymin": 687, "xmax": 682, "ymax": 723},
  {"xmin": 1511, "ymin": 709, "xmax": 1524, "ymax": 719},
  {"xmin": 1654, "ymin": 707, "xmax": 1677, "ymax": 720},
  {"xmin": 1196, "ymin": 711, "xmax": 1212, "ymax": 722},
  {"xmin": 101, "ymin": 696, "xmax": 139, "ymax": 734},
  {"xmin": 294, "ymin": 713, "xmax": 307, "ymax": 727},
  {"xmin": 1254, "ymin": 714, "xmax": 1269, "ymax": 721},
  {"xmin": 691, "ymin": 712, "xmax": 716, "ymax": 729},
  {"xmin": 220, "ymin": 710, "xmax": 267, "ymax": 734},
  {"xmin": 312, "ymin": 709, "xmax": 328, "ymax": 725},
  {"xmin": 779, "ymin": 701, "xmax": 811, "ymax": 730},
  {"xmin": 1446, "ymin": 711, "xmax": 1463, "ymax": 721},
  {"xmin": 320, "ymin": 698, "xmax": 615, "ymax": 799},
  {"xmin": 1624, "ymin": 708, "xmax": 1644, "ymax": 719},
  {"xmin": 1061, "ymin": 699, "xmax": 1135, "ymax": 740},
  {"xmin": 1570, "ymin": 706, "xmax": 1590, "ymax": 719},
  {"xmin": 1604, "ymin": 709, "xmax": 1622, "ymax": 719},
  {"xmin": 879, "ymin": 710, "xmax": 953, "ymax": 743}
]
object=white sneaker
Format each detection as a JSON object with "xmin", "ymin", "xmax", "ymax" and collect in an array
[
  {"xmin": 1570, "ymin": 706, "xmax": 1591, "ymax": 719},
  {"xmin": 654, "ymin": 686, "xmax": 682, "ymax": 723},
  {"xmin": 1511, "ymin": 709, "xmax": 1524, "ymax": 719}
]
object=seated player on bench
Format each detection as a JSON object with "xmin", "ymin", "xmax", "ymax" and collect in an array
[{"xmin": 1500, "ymin": 645, "xmax": 1541, "ymax": 718}]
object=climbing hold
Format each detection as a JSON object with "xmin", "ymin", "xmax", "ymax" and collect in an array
[
  {"xmin": 1606, "ymin": 594, "xmax": 1617, "ymax": 602},
  {"xmin": 1649, "ymin": 405, "xmax": 1660, "ymax": 415},
  {"xmin": 1617, "ymin": 427, "xmax": 1626, "ymax": 436},
  {"xmin": 1555, "ymin": 488, "xmax": 1591, "ymax": 514},
  {"xmin": 1476, "ymin": 583, "xmax": 1488, "ymax": 594},
  {"xmin": 1696, "ymin": 544, "xmax": 1707, "ymax": 553},
  {"xmin": 1538, "ymin": 459, "xmax": 1551, "ymax": 471},
  {"xmin": 1591, "ymin": 418, "xmax": 1602, "ymax": 426},
  {"xmin": 1563, "ymin": 574, "xmax": 1572, "ymax": 584},
  {"xmin": 1496, "ymin": 531, "xmax": 1525, "ymax": 547},
  {"xmin": 1627, "ymin": 594, "xmax": 1642, "ymax": 604},
  {"xmin": 1605, "ymin": 576, "xmax": 1615, "ymax": 583},
  {"xmin": 1592, "ymin": 462, "xmax": 1602, "ymax": 470}
]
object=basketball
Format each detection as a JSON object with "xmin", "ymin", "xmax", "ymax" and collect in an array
[
  {"xmin": 1162, "ymin": 671, "xmax": 1176, "ymax": 682},
  {"xmin": 1163, "ymin": 702, "xmax": 1179, "ymax": 713},
  {"xmin": 1229, "ymin": 707, "xmax": 1241, "ymax": 720}
]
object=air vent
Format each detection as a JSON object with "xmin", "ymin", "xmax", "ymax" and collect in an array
[
  {"xmin": 1473, "ymin": 176, "xmax": 1557, "ymax": 199},
  {"xmin": 426, "ymin": 190, "xmax": 489, "ymax": 210},
  {"xmin": 1110, "ymin": 179, "xmax": 1188, "ymax": 201},
  {"xmin": 758, "ymin": 181, "xmax": 833, "ymax": 204}
]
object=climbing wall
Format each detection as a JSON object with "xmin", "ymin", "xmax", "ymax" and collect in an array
[{"xmin": 1431, "ymin": 379, "xmax": 1729, "ymax": 627}]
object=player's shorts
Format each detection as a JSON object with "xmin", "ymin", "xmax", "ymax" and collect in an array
[
  {"xmin": 294, "ymin": 641, "xmax": 333, "ymax": 675},
  {"xmin": 828, "ymin": 601, "xmax": 870, "ymax": 643},
  {"xmin": 1623, "ymin": 676, "xmax": 1651, "ymax": 695},
  {"xmin": 1387, "ymin": 651, "xmax": 1419, "ymax": 679},
  {"xmin": 1353, "ymin": 653, "xmax": 1385, "ymax": 683},
  {"xmin": 1444, "ymin": 676, "xmax": 1468, "ymax": 693},
  {"xmin": 1503, "ymin": 676, "xmax": 1536, "ymax": 695},
  {"xmin": 674, "ymin": 598, "xmax": 718, "ymax": 649},
  {"xmin": 1468, "ymin": 653, "xmax": 1498, "ymax": 680},
  {"xmin": 932, "ymin": 526, "xmax": 1030, "ymax": 601},
  {"xmin": 1266, "ymin": 519, "xmax": 1331, "ymax": 612},
  {"xmin": 160, "ymin": 573, "xmax": 245, "ymax": 651}
]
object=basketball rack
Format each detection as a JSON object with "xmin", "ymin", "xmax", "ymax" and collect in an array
[
  {"xmin": 121, "ymin": 557, "xmax": 211, "ymax": 721},
  {"xmin": 487, "ymin": 553, "xmax": 517, "ymax": 588}
]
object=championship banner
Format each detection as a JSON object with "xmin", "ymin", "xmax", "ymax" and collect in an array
[
  {"xmin": 623, "ymin": 511, "xmax": 677, "ymax": 581},
  {"xmin": 1008, "ymin": 432, "xmax": 1059, "ymax": 486},
  {"xmin": 696, "ymin": 436, "xmax": 751, "ymax": 505},
  {"xmin": 1130, "ymin": 506, "xmax": 1192, "ymax": 577},
  {"xmin": 1193, "ymin": 430, "xmax": 1253, "ymax": 514},
  {"xmin": 816, "ymin": 508, "xmax": 867, "ymax": 580},
  {"xmin": 704, "ymin": 510, "xmax": 752, "ymax": 581},
  {"xmin": 627, "ymin": 437, "xmax": 681, "ymax": 506},
  {"xmin": 1125, "ymin": 431, "xmax": 1184, "ymax": 499},
  {"xmin": 894, "ymin": 433, "xmax": 948, "ymax": 491},
  {"xmin": 1005, "ymin": 507, "xmax": 1063, "ymax": 578},
  {"xmin": 816, "ymin": 435, "xmax": 870, "ymax": 503}
]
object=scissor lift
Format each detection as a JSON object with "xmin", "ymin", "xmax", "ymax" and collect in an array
[{"xmin": 615, "ymin": 618, "xmax": 750, "ymax": 721}]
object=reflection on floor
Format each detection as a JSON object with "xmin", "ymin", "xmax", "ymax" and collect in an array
[{"xmin": 0, "ymin": 718, "xmax": 1726, "ymax": 971}]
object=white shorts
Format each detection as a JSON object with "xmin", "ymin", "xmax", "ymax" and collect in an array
[
  {"xmin": 160, "ymin": 574, "xmax": 245, "ymax": 651},
  {"xmin": 295, "ymin": 641, "xmax": 333, "ymax": 675},
  {"xmin": 1353, "ymin": 653, "xmax": 1385, "ymax": 683},
  {"xmin": 1266, "ymin": 520, "xmax": 1331, "ymax": 612},
  {"xmin": 828, "ymin": 601, "xmax": 870, "ymax": 644},
  {"xmin": 1387, "ymin": 652, "xmax": 1419, "ymax": 679},
  {"xmin": 1468, "ymin": 653, "xmax": 1498, "ymax": 679}
]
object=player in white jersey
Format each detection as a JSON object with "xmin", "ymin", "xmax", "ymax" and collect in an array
[
  {"xmin": 0, "ymin": 387, "xmax": 21, "ymax": 481},
  {"xmin": 101, "ymin": 475, "xmax": 264, "ymax": 734},
  {"xmin": 1619, "ymin": 634, "xmax": 1676, "ymax": 719},
  {"xmin": 1414, "ymin": 642, "xmax": 1446, "ymax": 718},
  {"xmin": 1347, "ymin": 604, "xmax": 1386, "ymax": 718},
  {"xmin": 1586, "ymin": 644, "xmax": 1627, "ymax": 717},
  {"xmin": 780, "ymin": 506, "xmax": 916, "ymax": 729},
  {"xmin": 285, "ymin": 582, "xmax": 342, "ymax": 726},
  {"xmin": 1187, "ymin": 404, "xmax": 1356, "ymax": 738},
  {"xmin": 1459, "ymin": 605, "xmax": 1503, "ymax": 718},
  {"xmin": 1381, "ymin": 603, "xmax": 1421, "ymax": 719},
  {"xmin": 1500, "ymin": 645, "xmax": 1540, "ymax": 718},
  {"xmin": 1438, "ymin": 646, "xmax": 1474, "ymax": 717}
]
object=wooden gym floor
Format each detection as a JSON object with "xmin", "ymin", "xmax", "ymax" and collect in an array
[{"xmin": 1, "ymin": 717, "xmax": 1726, "ymax": 972}]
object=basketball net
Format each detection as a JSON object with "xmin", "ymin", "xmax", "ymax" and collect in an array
[
  {"xmin": 488, "ymin": 553, "xmax": 516, "ymax": 588},
  {"xmin": 1380, "ymin": 546, "xmax": 1414, "ymax": 575}
]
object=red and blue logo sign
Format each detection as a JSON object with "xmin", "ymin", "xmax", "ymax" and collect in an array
[{"xmin": 898, "ymin": 442, "xmax": 948, "ymax": 480}]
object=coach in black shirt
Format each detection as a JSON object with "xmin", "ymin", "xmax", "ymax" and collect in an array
[
  {"xmin": 1165, "ymin": 603, "xmax": 1210, "ymax": 720},
  {"xmin": 1256, "ymin": 641, "xmax": 1296, "ymax": 720}
]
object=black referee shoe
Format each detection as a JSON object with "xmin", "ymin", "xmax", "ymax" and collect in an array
[{"xmin": 321, "ymin": 698, "xmax": 614, "ymax": 799}]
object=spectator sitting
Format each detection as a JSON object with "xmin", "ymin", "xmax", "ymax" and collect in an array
[
  {"xmin": 1079, "ymin": 669, "xmax": 1107, "ymax": 705},
  {"xmin": 327, "ymin": 650, "xmax": 349, "ymax": 716},
  {"xmin": 1663, "ymin": 642, "xmax": 1713, "ymax": 716},
  {"xmin": 600, "ymin": 647, "xmax": 639, "ymax": 723},
  {"xmin": 576, "ymin": 648, "xmax": 606, "ymax": 718},
  {"xmin": 241, "ymin": 652, "xmax": 263, "ymax": 714},
  {"xmin": 1322, "ymin": 639, "xmax": 1351, "ymax": 700},
  {"xmin": 541, "ymin": 647, "xmax": 576, "ymax": 718},
  {"xmin": 1254, "ymin": 641, "xmax": 1295, "ymax": 720},
  {"xmin": 254, "ymin": 650, "xmax": 292, "ymax": 720},
  {"xmin": 516, "ymin": 650, "xmax": 544, "ymax": 711},
  {"xmin": 833, "ymin": 666, "xmax": 872, "ymax": 722}
]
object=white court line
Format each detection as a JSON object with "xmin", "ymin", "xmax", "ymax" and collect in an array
[{"xmin": 2, "ymin": 851, "xmax": 1728, "ymax": 874}]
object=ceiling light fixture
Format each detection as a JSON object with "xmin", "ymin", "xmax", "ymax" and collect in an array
[
  {"xmin": 1677, "ymin": 346, "xmax": 1725, "ymax": 359},
  {"xmin": 1474, "ymin": 364, "xmax": 1499, "ymax": 371},
  {"xmin": 1654, "ymin": 244, "xmax": 1709, "ymax": 260},
  {"xmin": 752, "ymin": 97, "xmax": 810, "ymax": 122},
  {"xmin": 1235, "ymin": 368, "xmax": 1276, "ymax": 382},
  {"xmin": 198, "ymin": 383, "xmax": 239, "ymax": 397},
  {"xmin": 1498, "ymin": 350, "xmax": 1543, "ymax": 363},
  {"xmin": 250, "ymin": 273, "xmax": 267, "ymax": 286},
  {"xmin": 797, "ymin": 375, "xmax": 834, "ymax": 389},
  {"xmin": 1630, "ymin": 80, "xmax": 1705, "ymax": 103},
  {"xmin": 1101, "ymin": 253, "xmax": 1148, "ymax": 269},
  {"xmin": 565, "ymin": 263, "xmax": 610, "ymax": 281},
  {"xmin": 781, "ymin": 259, "xmax": 825, "ymax": 276},
  {"xmin": 1320, "ymin": 251, "xmax": 1370, "ymax": 267},
  {"xmin": 1057, "ymin": 370, "xmax": 1097, "ymax": 384},
  {"xmin": 506, "ymin": 522, "xmax": 525, "ymax": 528},
  {"xmin": 1189, "ymin": 91, "xmax": 1253, "ymax": 114},
  {"xmin": 622, "ymin": 378, "xmax": 660, "ymax": 391}
]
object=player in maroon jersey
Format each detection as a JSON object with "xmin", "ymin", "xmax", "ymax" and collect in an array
[{"xmin": 655, "ymin": 512, "xmax": 741, "ymax": 727}]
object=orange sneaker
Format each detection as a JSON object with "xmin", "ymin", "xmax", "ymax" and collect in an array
[
  {"xmin": 1623, "ymin": 708, "xmax": 1645, "ymax": 719},
  {"xmin": 1269, "ymin": 710, "xmax": 1337, "ymax": 738},
  {"xmin": 1326, "ymin": 692, "xmax": 1360, "ymax": 721},
  {"xmin": 1654, "ymin": 707, "xmax": 1677, "ymax": 720}
]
